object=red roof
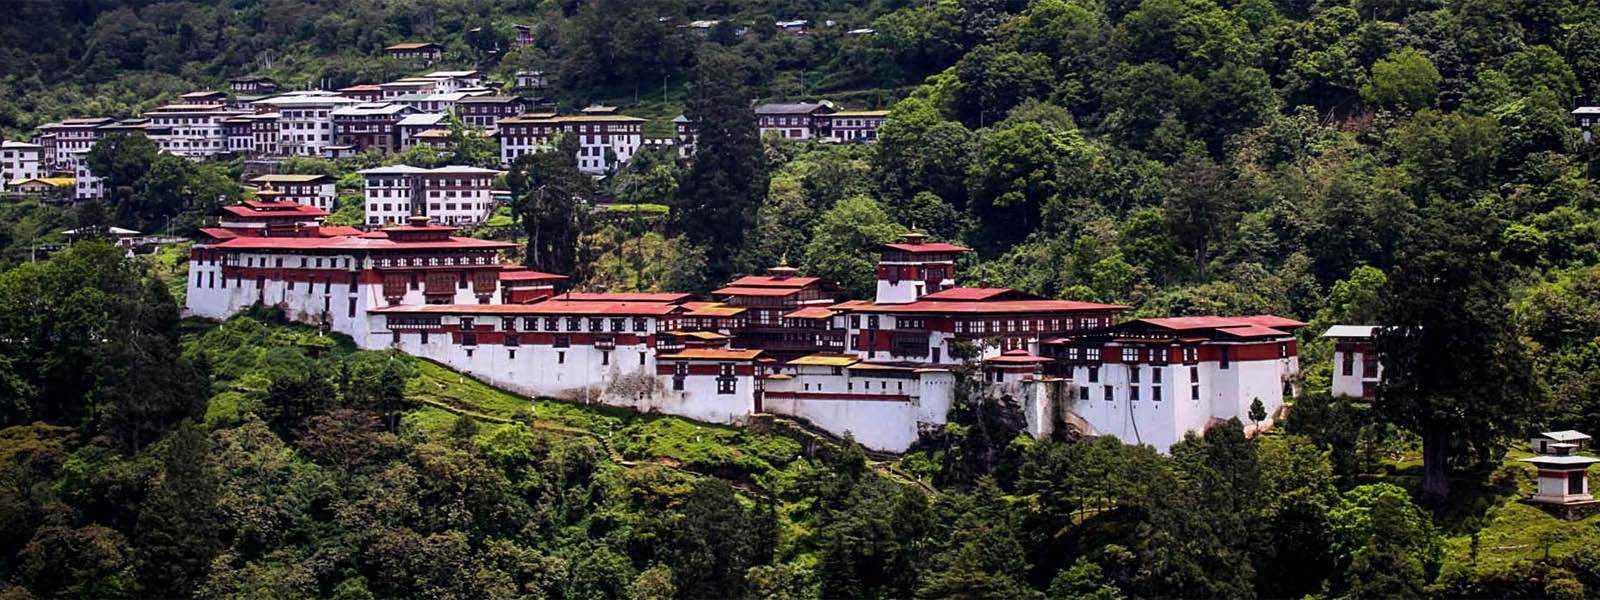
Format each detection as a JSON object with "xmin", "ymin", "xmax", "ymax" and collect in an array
[
  {"xmin": 220, "ymin": 204, "xmax": 329, "ymax": 218},
  {"xmin": 198, "ymin": 227, "xmax": 238, "ymax": 240},
  {"xmin": 837, "ymin": 299, "xmax": 1127, "ymax": 315},
  {"xmin": 658, "ymin": 348, "xmax": 765, "ymax": 361},
  {"xmin": 919, "ymin": 287, "xmax": 1046, "ymax": 301},
  {"xmin": 1137, "ymin": 315, "xmax": 1307, "ymax": 331},
  {"xmin": 557, "ymin": 292, "xmax": 695, "ymax": 303},
  {"xmin": 712, "ymin": 286, "xmax": 801, "ymax": 297},
  {"xmin": 878, "ymin": 242, "xmax": 971, "ymax": 254},
  {"xmin": 371, "ymin": 301, "xmax": 683, "ymax": 316},
  {"xmin": 725, "ymin": 275, "xmax": 826, "ymax": 288},
  {"xmin": 314, "ymin": 226, "xmax": 365, "ymax": 237},
  {"xmin": 210, "ymin": 233, "xmax": 514, "ymax": 252},
  {"xmin": 499, "ymin": 270, "xmax": 567, "ymax": 282}
]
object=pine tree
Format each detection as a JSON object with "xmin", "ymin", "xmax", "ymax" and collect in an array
[
  {"xmin": 135, "ymin": 420, "xmax": 222, "ymax": 597},
  {"xmin": 673, "ymin": 49, "xmax": 768, "ymax": 284}
]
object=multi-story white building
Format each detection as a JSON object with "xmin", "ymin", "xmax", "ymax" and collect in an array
[
  {"xmin": 1323, "ymin": 325, "xmax": 1381, "ymax": 399},
  {"xmin": 497, "ymin": 114, "xmax": 645, "ymax": 174},
  {"xmin": 421, "ymin": 70, "xmax": 485, "ymax": 94},
  {"xmin": 74, "ymin": 158, "xmax": 105, "ymax": 201},
  {"xmin": 360, "ymin": 165, "xmax": 501, "ymax": 226},
  {"xmin": 1, "ymin": 141, "xmax": 43, "ymax": 191},
  {"xmin": 143, "ymin": 103, "xmax": 245, "ymax": 159},
  {"xmin": 34, "ymin": 117, "xmax": 117, "ymax": 169},
  {"xmin": 254, "ymin": 92, "xmax": 358, "ymax": 157},
  {"xmin": 756, "ymin": 102, "xmax": 834, "ymax": 140}
]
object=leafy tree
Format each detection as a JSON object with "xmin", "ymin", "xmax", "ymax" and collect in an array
[
  {"xmin": 1375, "ymin": 204, "xmax": 1542, "ymax": 499},
  {"xmin": 1047, "ymin": 557, "xmax": 1124, "ymax": 600},
  {"xmin": 1326, "ymin": 483, "xmax": 1441, "ymax": 598},
  {"xmin": 1248, "ymin": 398, "xmax": 1267, "ymax": 431},
  {"xmin": 85, "ymin": 133, "xmax": 158, "ymax": 194},
  {"xmin": 1360, "ymin": 48, "xmax": 1441, "ymax": 112},
  {"xmin": 803, "ymin": 195, "xmax": 905, "ymax": 298},
  {"xmin": 667, "ymin": 479, "xmax": 771, "ymax": 599}
]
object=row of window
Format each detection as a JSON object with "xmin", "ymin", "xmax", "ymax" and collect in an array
[{"xmin": 483, "ymin": 315, "xmax": 652, "ymax": 334}]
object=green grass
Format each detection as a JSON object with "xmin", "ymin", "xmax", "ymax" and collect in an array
[
  {"xmin": 600, "ymin": 203, "xmax": 670, "ymax": 214},
  {"xmin": 1438, "ymin": 450, "xmax": 1600, "ymax": 567}
]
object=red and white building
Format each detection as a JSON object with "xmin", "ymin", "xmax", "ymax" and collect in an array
[
  {"xmin": 144, "ymin": 103, "xmax": 248, "ymax": 159},
  {"xmin": 1324, "ymin": 325, "xmax": 1380, "ymax": 399},
  {"xmin": 187, "ymin": 219, "xmax": 1305, "ymax": 453},
  {"xmin": 331, "ymin": 102, "xmax": 418, "ymax": 152},
  {"xmin": 756, "ymin": 102, "xmax": 835, "ymax": 140}
]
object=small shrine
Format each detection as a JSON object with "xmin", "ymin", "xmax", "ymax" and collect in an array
[{"xmin": 1520, "ymin": 433, "xmax": 1600, "ymax": 520}]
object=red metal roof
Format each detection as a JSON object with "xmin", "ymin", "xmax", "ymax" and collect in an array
[
  {"xmin": 498, "ymin": 270, "xmax": 566, "ymax": 282},
  {"xmin": 556, "ymin": 292, "xmax": 696, "ymax": 303},
  {"xmin": 878, "ymin": 242, "xmax": 971, "ymax": 254},
  {"xmin": 1213, "ymin": 325, "xmax": 1292, "ymax": 338},
  {"xmin": 209, "ymin": 234, "xmax": 514, "ymax": 252},
  {"xmin": 220, "ymin": 204, "xmax": 329, "ymax": 218},
  {"xmin": 658, "ymin": 348, "xmax": 765, "ymax": 361},
  {"xmin": 1137, "ymin": 315, "xmax": 1306, "ymax": 331},
  {"xmin": 371, "ymin": 301, "xmax": 684, "ymax": 316},
  {"xmin": 838, "ymin": 299, "xmax": 1127, "ymax": 315},
  {"xmin": 198, "ymin": 227, "xmax": 238, "ymax": 240},
  {"xmin": 919, "ymin": 287, "xmax": 1047, "ymax": 301},
  {"xmin": 712, "ymin": 286, "xmax": 802, "ymax": 297},
  {"xmin": 725, "ymin": 275, "xmax": 826, "ymax": 288},
  {"xmin": 314, "ymin": 226, "xmax": 365, "ymax": 237}
]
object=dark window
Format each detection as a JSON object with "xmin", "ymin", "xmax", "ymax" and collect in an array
[
  {"xmin": 1079, "ymin": 386, "xmax": 1089, "ymax": 400},
  {"xmin": 421, "ymin": 330, "xmax": 430, "ymax": 344},
  {"xmin": 717, "ymin": 378, "xmax": 736, "ymax": 394},
  {"xmin": 554, "ymin": 335, "xmax": 570, "ymax": 348},
  {"xmin": 347, "ymin": 297, "xmax": 356, "ymax": 318},
  {"xmin": 1220, "ymin": 347, "xmax": 1231, "ymax": 370},
  {"xmin": 1103, "ymin": 385, "xmax": 1113, "ymax": 402},
  {"xmin": 566, "ymin": 317, "xmax": 581, "ymax": 331},
  {"xmin": 557, "ymin": 351, "xmax": 565, "ymax": 364},
  {"xmin": 640, "ymin": 352, "xmax": 647, "ymax": 365},
  {"xmin": 1087, "ymin": 366, "xmax": 1099, "ymax": 383},
  {"xmin": 611, "ymin": 318, "xmax": 625, "ymax": 332},
  {"xmin": 1342, "ymin": 352, "xmax": 1354, "ymax": 376},
  {"xmin": 504, "ymin": 335, "xmax": 519, "ymax": 347},
  {"xmin": 545, "ymin": 317, "xmax": 559, "ymax": 331},
  {"xmin": 1152, "ymin": 385, "xmax": 1162, "ymax": 402},
  {"xmin": 602, "ymin": 351, "xmax": 610, "ymax": 365},
  {"xmin": 1152, "ymin": 369, "xmax": 1163, "ymax": 384}
]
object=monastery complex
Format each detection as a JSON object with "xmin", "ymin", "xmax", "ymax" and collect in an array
[{"xmin": 185, "ymin": 201, "xmax": 1304, "ymax": 453}]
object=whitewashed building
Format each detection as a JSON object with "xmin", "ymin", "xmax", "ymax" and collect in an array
[
  {"xmin": 1324, "ymin": 325, "xmax": 1380, "ymax": 399},
  {"xmin": 254, "ymin": 92, "xmax": 359, "ymax": 157},
  {"xmin": 1, "ymin": 141, "xmax": 43, "ymax": 191},
  {"xmin": 360, "ymin": 165, "xmax": 501, "ymax": 226}
]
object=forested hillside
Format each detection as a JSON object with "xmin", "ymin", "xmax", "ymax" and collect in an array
[{"xmin": 6, "ymin": 0, "xmax": 1600, "ymax": 598}]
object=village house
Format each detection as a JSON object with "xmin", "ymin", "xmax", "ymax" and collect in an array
[
  {"xmin": 1, "ymin": 141, "xmax": 44, "ymax": 192},
  {"xmin": 378, "ymin": 78, "xmax": 438, "ymax": 99},
  {"xmin": 385, "ymin": 42, "xmax": 444, "ymax": 66},
  {"xmin": 825, "ymin": 110, "xmax": 890, "ymax": 142},
  {"xmin": 421, "ymin": 70, "xmax": 485, "ymax": 94},
  {"xmin": 331, "ymin": 102, "xmax": 419, "ymax": 152},
  {"xmin": 33, "ymin": 117, "xmax": 118, "ymax": 170},
  {"xmin": 359, "ymin": 165, "xmax": 501, "ymax": 227},
  {"xmin": 497, "ymin": 112, "xmax": 644, "ymax": 174},
  {"xmin": 230, "ymin": 76, "xmax": 280, "ymax": 95},
  {"xmin": 397, "ymin": 113, "xmax": 451, "ymax": 149},
  {"xmin": 254, "ymin": 92, "xmax": 359, "ymax": 157},
  {"xmin": 515, "ymin": 71, "xmax": 548, "ymax": 91},
  {"xmin": 179, "ymin": 90, "xmax": 228, "ymax": 105},
  {"xmin": 457, "ymin": 95, "xmax": 526, "ymax": 128},
  {"xmin": 6, "ymin": 177, "xmax": 75, "ymax": 201},
  {"xmin": 337, "ymin": 85, "xmax": 386, "ymax": 103},
  {"xmin": 756, "ymin": 102, "xmax": 835, "ymax": 140},
  {"xmin": 248, "ymin": 174, "xmax": 337, "ymax": 212},
  {"xmin": 1324, "ymin": 325, "xmax": 1381, "ymax": 399},
  {"xmin": 143, "ymin": 102, "xmax": 247, "ymax": 159}
]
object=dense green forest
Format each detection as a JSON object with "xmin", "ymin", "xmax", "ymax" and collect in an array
[{"xmin": 7, "ymin": 0, "xmax": 1600, "ymax": 597}]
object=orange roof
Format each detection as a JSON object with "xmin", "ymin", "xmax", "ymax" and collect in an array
[
  {"xmin": 220, "ymin": 203, "xmax": 329, "ymax": 218},
  {"xmin": 658, "ymin": 348, "xmax": 764, "ymax": 361},
  {"xmin": 663, "ymin": 330, "xmax": 730, "ymax": 341},
  {"xmin": 685, "ymin": 303, "xmax": 747, "ymax": 317},
  {"xmin": 787, "ymin": 354, "xmax": 860, "ymax": 367},
  {"xmin": 986, "ymin": 349, "xmax": 1052, "ymax": 364},
  {"xmin": 920, "ymin": 287, "xmax": 1046, "ymax": 301},
  {"xmin": 386, "ymin": 42, "xmax": 441, "ymax": 50},
  {"xmin": 783, "ymin": 307, "xmax": 836, "ymax": 319}
]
